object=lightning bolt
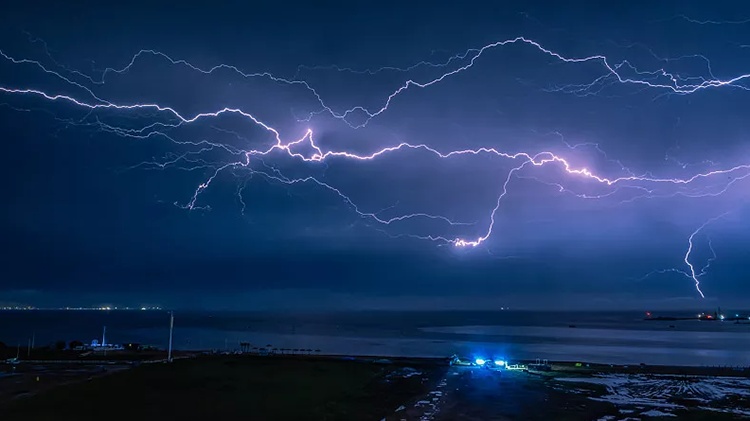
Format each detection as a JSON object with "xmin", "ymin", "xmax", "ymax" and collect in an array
[
  {"xmin": 674, "ymin": 14, "xmax": 750, "ymax": 25},
  {"xmin": 292, "ymin": 47, "xmax": 480, "ymax": 78},
  {"xmin": 638, "ymin": 212, "xmax": 731, "ymax": 297},
  {"xmin": 1, "ymin": 34, "xmax": 749, "ymax": 298},
  {"xmin": 684, "ymin": 212, "xmax": 730, "ymax": 298},
  {"xmin": 11, "ymin": 35, "xmax": 750, "ymax": 129}
]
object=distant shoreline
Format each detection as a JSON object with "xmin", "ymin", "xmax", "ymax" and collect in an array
[
  {"xmin": 3, "ymin": 308, "xmax": 750, "ymax": 312},
  {"xmin": 3, "ymin": 350, "xmax": 749, "ymax": 375},
  {"xmin": 4, "ymin": 310, "xmax": 749, "ymax": 368}
]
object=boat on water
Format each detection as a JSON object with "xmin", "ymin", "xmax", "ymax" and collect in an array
[{"xmin": 644, "ymin": 307, "xmax": 743, "ymax": 322}]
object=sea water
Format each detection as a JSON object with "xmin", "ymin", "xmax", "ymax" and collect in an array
[{"xmin": 1, "ymin": 310, "xmax": 748, "ymax": 366}]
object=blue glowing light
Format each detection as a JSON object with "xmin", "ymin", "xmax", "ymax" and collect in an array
[
  {"xmin": 495, "ymin": 360, "xmax": 505, "ymax": 366},
  {"xmin": 475, "ymin": 358, "xmax": 486, "ymax": 365}
]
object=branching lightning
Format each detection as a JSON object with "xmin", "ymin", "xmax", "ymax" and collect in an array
[
  {"xmin": 674, "ymin": 14, "xmax": 750, "ymax": 25},
  {"xmin": 683, "ymin": 212, "xmax": 731, "ymax": 298},
  {"xmin": 637, "ymin": 212, "xmax": 731, "ymax": 297},
  {"xmin": 1, "ymin": 34, "xmax": 748, "ymax": 297}
]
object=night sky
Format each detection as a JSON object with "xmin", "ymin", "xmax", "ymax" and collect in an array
[{"xmin": 1, "ymin": 1, "xmax": 749, "ymax": 310}]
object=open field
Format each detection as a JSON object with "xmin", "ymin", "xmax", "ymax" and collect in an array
[
  {"xmin": 0, "ymin": 363, "xmax": 132, "ymax": 403},
  {"xmin": 2, "ymin": 355, "xmax": 749, "ymax": 420},
  {"xmin": 1, "ymin": 355, "xmax": 445, "ymax": 420}
]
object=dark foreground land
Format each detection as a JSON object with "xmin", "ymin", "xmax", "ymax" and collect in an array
[
  {"xmin": 1, "ymin": 355, "xmax": 749, "ymax": 420},
  {"xmin": 1, "ymin": 356, "xmax": 444, "ymax": 421}
]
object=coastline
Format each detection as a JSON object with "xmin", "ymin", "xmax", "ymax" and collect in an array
[{"xmin": 3, "ymin": 309, "xmax": 750, "ymax": 367}]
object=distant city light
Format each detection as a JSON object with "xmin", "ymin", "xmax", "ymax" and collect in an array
[
  {"xmin": 0, "ymin": 306, "xmax": 163, "ymax": 311},
  {"xmin": 495, "ymin": 360, "xmax": 505, "ymax": 366},
  {"xmin": 475, "ymin": 358, "xmax": 486, "ymax": 365}
]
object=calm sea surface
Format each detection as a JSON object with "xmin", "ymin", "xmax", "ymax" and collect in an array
[{"xmin": 1, "ymin": 310, "xmax": 749, "ymax": 366}]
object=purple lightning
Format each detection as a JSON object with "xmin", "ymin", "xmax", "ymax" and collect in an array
[
  {"xmin": 1, "ymin": 34, "xmax": 749, "ymax": 299},
  {"xmin": 638, "ymin": 212, "xmax": 732, "ymax": 297},
  {"xmin": 4, "ymin": 82, "xmax": 745, "ymax": 248},
  {"xmin": 684, "ymin": 212, "xmax": 731, "ymax": 298},
  {"xmin": 673, "ymin": 14, "xmax": 750, "ymax": 25},
  {"xmin": 8, "ymin": 35, "xmax": 750, "ymax": 129}
]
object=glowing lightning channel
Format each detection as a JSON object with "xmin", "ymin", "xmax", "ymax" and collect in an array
[
  {"xmin": 684, "ymin": 212, "xmax": 731, "ymax": 298},
  {"xmin": 2, "ymin": 34, "xmax": 750, "ymax": 269},
  {"xmin": 674, "ymin": 14, "xmax": 750, "ymax": 25},
  {"xmin": 317, "ymin": 36, "xmax": 750, "ymax": 127},
  {"xmin": 2, "ymin": 84, "xmax": 750, "ymax": 249},
  {"xmin": 13, "ymin": 35, "xmax": 750, "ymax": 130},
  {"xmin": 698, "ymin": 238, "xmax": 717, "ymax": 277},
  {"xmin": 292, "ymin": 47, "xmax": 480, "ymax": 77}
]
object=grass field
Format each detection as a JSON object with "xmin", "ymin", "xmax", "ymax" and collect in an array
[
  {"xmin": 3, "ymin": 355, "xmax": 748, "ymax": 420},
  {"xmin": 1, "ymin": 356, "xmax": 444, "ymax": 420}
]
